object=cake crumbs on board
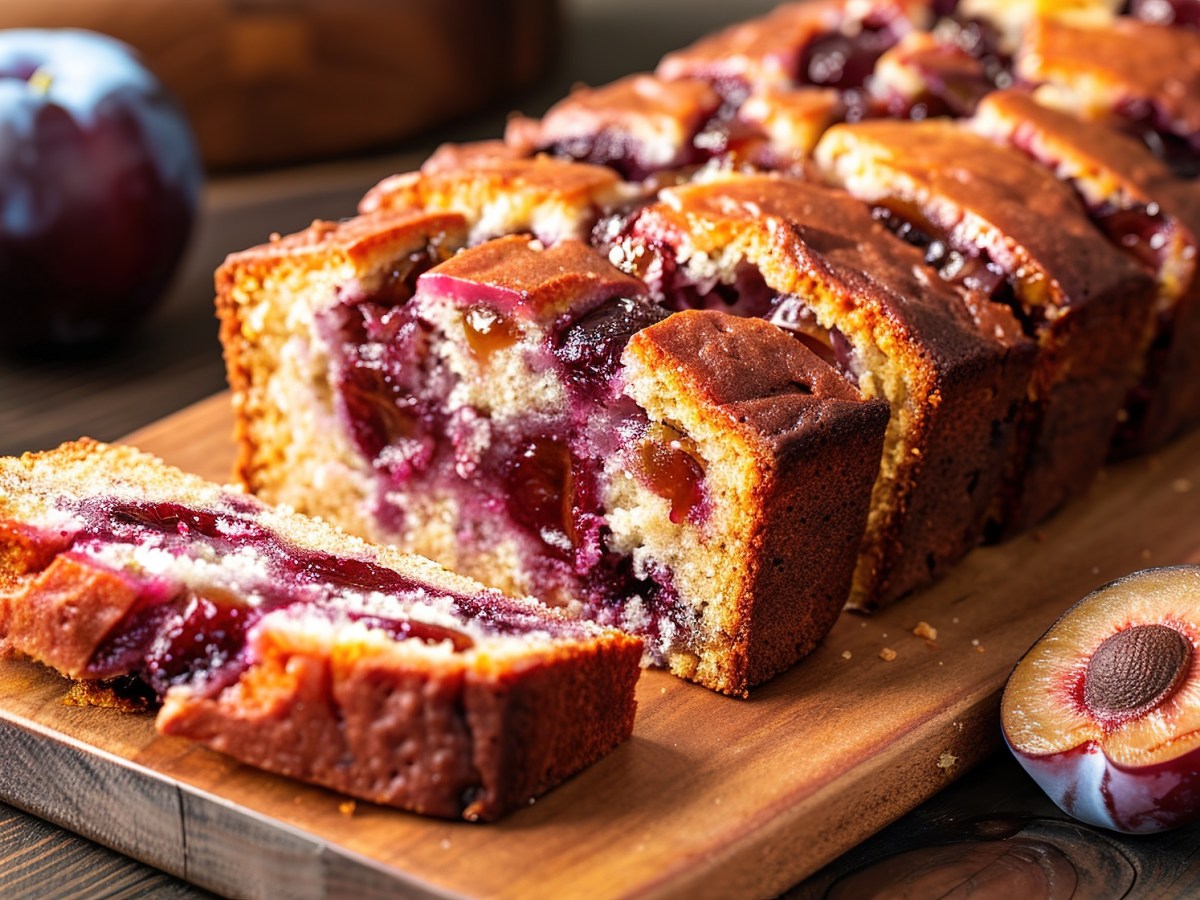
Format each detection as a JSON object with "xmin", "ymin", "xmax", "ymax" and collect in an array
[
  {"xmin": 878, "ymin": 647, "xmax": 897, "ymax": 662},
  {"xmin": 912, "ymin": 621, "xmax": 938, "ymax": 641}
]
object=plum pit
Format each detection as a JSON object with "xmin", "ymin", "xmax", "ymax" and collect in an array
[{"xmin": 1083, "ymin": 623, "xmax": 1193, "ymax": 724}]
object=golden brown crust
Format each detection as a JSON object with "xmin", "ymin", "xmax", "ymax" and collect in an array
[
  {"xmin": 1018, "ymin": 16, "xmax": 1200, "ymax": 141},
  {"xmin": 972, "ymin": 88, "xmax": 1200, "ymax": 452},
  {"xmin": 504, "ymin": 74, "xmax": 723, "ymax": 171},
  {"xmin": 816, "ymin": 119, "xmax": 1139, "ymax": 310},
  {"xmin": 657, "ymin": 0, "xmax": 926, "ymax": 92},
  {"xmin": 657, "ymin": 1, "xmax": 852, "ymax": 91},
  {"xmin": 737, "ymin": 87, "xmax": 844, "ymax": 159},
  {"xmin": 358, "ymin": 154, "xmax": 628, "ymax": 244},
  {"xmin": 158, "ymin": 619, "xmax": 642, "ymax": 821},
  {"xmin": 0, "ymin": 554, "xmax": 141, "ymax": 679}
]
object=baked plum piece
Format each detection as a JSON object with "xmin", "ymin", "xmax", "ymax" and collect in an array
[
  {"xmin": 867, "ymin": 23, "xmax": 1008, "ymax": 118},
  {"xmin": 216, "ymin": 209, "xmax": 469, "ymax": 532},
  {"xmin": 1015, "ymin": 14, "xmax": 1200, "ymax": 177},
  {"xmin": 505, "ymin": 73, "xmax": 848, "ymax": 179},
  {"xmin": 972, "ymin": 88, "xmax": 1200, "ymax": 453},
  {"xmin": 656, "ymin": 0, "xmax": 928, "ymax": 105},
  {"xmin": 602, "ymin": 171, "xmax": 1034, "ymax": 609},
  {"xmin": 0, "ymin": 440, "xmax": 642, "ymax": 822},
  {"xmin": 816, "ymin": 119, "xmax": 1158, "ymax": 535}
]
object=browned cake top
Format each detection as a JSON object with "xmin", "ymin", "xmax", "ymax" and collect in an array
[
  {"xmin": 976, "ymin": 89, "xmax": 1199, "ymax": 233},
  {"xmin": 420, "ymin": 140, "xmax": 527, "ymax": 173},
  {"xmin": 738, "ymin": 86, "xmax": 844, "ymax": 155},
  {"xmin": 505, "ymin": 74, "xmax": 723, "ymax": 155},
  {"xmin": 642, "ymin": 173, "xmax": 1026, "ymax": 357},
  {"xmin": 359, "ymin": 154, "xmax": 623, "ymax": 216},
  {"xmin": 816, "ymin": 119, "xmax": 1149, "ymax": 308},
  {"xmin": 634, "ymin": 308, "xmax": 869, "ymax": 407},
  {"xmin": 223, "ymin": 210, "xmax": 469, "ymax": 268},
  {"xmin": 657, "ymin": 0, "xmax": 860, "ymax": 89},
  {"xmin": 417, "ymin": 235, "xmax": 645, "ymax": 319},
  {"xmin": 1019, "ymin": 17, "xmax": 1200, "ymax": 139},
  {"xmin": 657, "ymin": 0, "xmax": 923, "ymax": 90}
]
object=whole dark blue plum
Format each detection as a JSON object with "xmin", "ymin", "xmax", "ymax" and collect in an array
[{"xmin": 0, "ymin": 29, "xmax": 202, "ymax": 351}]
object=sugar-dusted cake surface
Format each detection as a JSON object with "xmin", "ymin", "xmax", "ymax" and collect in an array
[{"xmin": 0, "ymin": 439, "xmax": 642, "ymax": 821}]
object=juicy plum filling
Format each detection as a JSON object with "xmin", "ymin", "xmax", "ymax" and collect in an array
[
  {"xmin": 542, "ymin": 111, "xmax": 760, "ymax": 182},
  {"xmin": 53, "ymin": 498, "xmax": 588, "ymax": 702},
  {"xmin": 870, "ymin": 203, "xmax": 1033, "ymax": 329},
  {"xmin": 1004, "ymin": 127, "xmax": 1184, "ymax": 273},
  {"xmin": 767, "ymin": 296, "xmax": 861, "ymax": 384},
  {"xmin": 1117, "ymin": 100, "xmax": 1200, "ymax": 180},
  {"xmin": 802, "ymin": 28, "xmax": 895, "ymax": 91},
  {"xmin": 1128, "ymin": 0, "xmax": 1200, "ymax": 29},
  {"xmin": 608, "ymin": 237, "xmax": 863, "ymax": 384},
  {"xmin": 1092, "ymin": 200, "xmax": 1180, "ymax": 274},
  {"xmin": 323, "ymin": 285, "xmax": 708, "ymax": 658}
]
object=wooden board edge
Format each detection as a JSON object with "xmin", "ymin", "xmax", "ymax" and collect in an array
[{"xmin": 0, "ymin": 709, "xmax": 457, "ymax": 900}]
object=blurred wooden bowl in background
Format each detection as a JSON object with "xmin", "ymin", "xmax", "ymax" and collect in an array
[{"xmin": 0, "ymin": 0, "xmax": 559, "ymax": 169}]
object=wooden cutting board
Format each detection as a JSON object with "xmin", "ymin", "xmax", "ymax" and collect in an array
[{"xmin": 2, "ymin": 393, "xmax": 1199, "ymax": 899}]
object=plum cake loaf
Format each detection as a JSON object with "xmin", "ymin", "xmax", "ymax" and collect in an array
[
  {"xmin": 971, "ymin": 88, "xmax": 1200, "ymax": 454},
  {"xmin": 598, "ymin": 170, "xmax": 1035, "ymax": 608},
  {"xmin": 218, "ymin": 226, "xmax": 889, "ymax": 696},
  {"xmin": 813, "ymin": 118, "xmax": 1160, "ymax": 534},
  {"xmin": 0, "ymin": 439, "xmax": 642, "ymax": 821}
]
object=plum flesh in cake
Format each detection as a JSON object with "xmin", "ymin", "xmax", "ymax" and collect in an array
[
  {"xmin": 599, "ymin": 170, "xmax": 1033, "ymax": 608},
  {"xmin": 0, "ymin": 440, "xmax": 642, "ymax": 821},
  {"xmin": 219, "ymin": 225, "xmax": 889, "ymax": 695}
]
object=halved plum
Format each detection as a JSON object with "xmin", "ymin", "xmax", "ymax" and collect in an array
[{"xmin": 1002, "ymin": 566, "xmax": 1200, "ymax": 833}]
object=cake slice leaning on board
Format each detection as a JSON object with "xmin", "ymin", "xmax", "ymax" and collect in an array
[{"xmin": 0, "ymin": 439, "xmax": 642, "ymax": 821}]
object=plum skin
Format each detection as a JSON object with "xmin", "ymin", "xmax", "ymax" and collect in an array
[
  {"xmin": 0, "ymin": 29, "xmax": 202, "ymax": 350},
  {"xmin": 1003, "ymin": 732, "xmax": 1200, "ymax": 834}
]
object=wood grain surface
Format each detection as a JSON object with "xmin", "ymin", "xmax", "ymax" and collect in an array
[{"xmin": 1, "ymin": 394, "xmax": 1198, "ymax": 899}]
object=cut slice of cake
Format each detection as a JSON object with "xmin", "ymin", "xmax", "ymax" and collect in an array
[
  {"xmin": 656, "ymin": 0, "xmax": 928, "ymax": 106},
  {"xmin": 971, "ymin": 88, "xmax": 1200, "ymax": 453},
  {"xmin": 217, "ymin": 225, "xmax": 890, "ymax": 695},
  {"xmin": 814, "ymin": 118, "xmax": 1159, "ymax": 534},
  {"xmin": 599, "ymin": 169, "xmax": 1034, "ymax": 608},
  {"xmin": 217, "ymin": 208, "xmax": 470, "ymax": 533},
  {"xmin": 503, "ymin": 74, "xmax": 727, "ymax": 181},
  {"xmin": 1015, "ymin": 14, "xmax": 1200, "ymax": 177},
  {"xmin": 359, "ymin": 149, "xmax": 636, "ymax": 245},
  {"xmin": 0, "ymin": 439, "xmax": 642, "ymax": 821}
]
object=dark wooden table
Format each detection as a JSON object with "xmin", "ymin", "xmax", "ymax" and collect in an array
[{"xmin": 3, "ymin": 1, "xmax": 1200, "ymax": 896}]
